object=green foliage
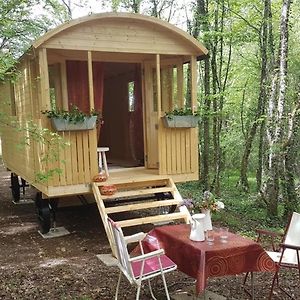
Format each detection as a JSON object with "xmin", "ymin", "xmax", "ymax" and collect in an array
[
  {"xmin": 178, "ymin": 173, "xmax": 286, "ymax": 238},
  {"xmin": 0, "ymin": 0, "xmax": 68, "ymax": 79},
  {"xmin": 0, "ymin": 113, "xmax": 69, "ymax": 183},
  {"xmin": 165, "ymin": 107, "xmax": 199, "ymax": 119},
  {"xmin": 42, "ymin": 105, "xmax": 101, "ymax": 124}
]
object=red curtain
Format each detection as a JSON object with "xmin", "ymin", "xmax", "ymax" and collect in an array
[
  {"xmin": 66, "ymin": 60, "xmax": 104, "ymax": 113},
  {"xmin": 129, "ymin": 64, "xmax": 144, "ymax": 163},
  {"xmin": 93, "ymin": 62, "xmax": 104, "ymax": 113},
  {"xmin": 66, "ymin": 60, "xmax": 89, "ymax": 112}
]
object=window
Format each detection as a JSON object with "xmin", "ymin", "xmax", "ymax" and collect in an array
[{"xmin": 128, "ymin": 81, "xmax": 135, "ymax": 112}]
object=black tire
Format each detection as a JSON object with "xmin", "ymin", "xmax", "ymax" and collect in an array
[
  {"xmin": 11, "ymin": 173, "xmax": 20, "ymax": 202},
  {"xmin": 35, "ymin": 192, "xmax": 51, "ymax": 234}
]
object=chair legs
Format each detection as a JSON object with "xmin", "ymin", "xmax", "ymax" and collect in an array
[
  {"xmin": 268, "ymin": 271, "xmax": 278, "ymax": 300},
  {"xmin": 148, "ymin": 279, "xmax": 158, "ymax": 300},
  {"xmin": 136, "ymin": 285, "xmax": 142, "ymax": 300},
  {"xmin": 269, "ymin": 268, "xmax": 296, "ymax": 299},
  {"xmin": 147, "ymin": 276, "xmax": 170, "ymax": 300},
  {"xmin": 115, "ymin": 270, "xmax": 122, "ymax": 300},
  {"xmin": 161, "ymin": 271, "xmax": 171, "ymax": 300},
  {"xmin": 115, "ymin": 270, "xmax": 171, "ymax": 300},
  {"xmin": 243, "ymin": 272, "xmax": 254, "ymax": 299}
]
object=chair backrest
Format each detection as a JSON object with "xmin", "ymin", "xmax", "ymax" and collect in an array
[
  {"xmin": 283, "ymin": 212, "xmax": 300, "ymax": 262},
  {"xmin": 107, "ymin": 218, "xmax": 135, "ymax": 282}
]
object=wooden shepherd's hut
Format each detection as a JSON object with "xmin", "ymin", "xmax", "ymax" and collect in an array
[{"xmin": 0, "ymin": 13, "xmax": 208, "ymax": 248}]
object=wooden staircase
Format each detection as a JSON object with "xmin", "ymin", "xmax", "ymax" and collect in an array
[{"xmin": 91, "ymin": 177, "xmax": 190, "ymax": 254}]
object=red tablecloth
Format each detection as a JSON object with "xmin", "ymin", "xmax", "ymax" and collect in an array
[{"xmin": 139, "ymin": 224, "xmax": 275, "ymax": 294}]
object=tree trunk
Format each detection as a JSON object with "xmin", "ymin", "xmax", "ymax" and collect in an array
[
  {"xmin": 210, "ymin": 0, "xmax": 229, "ymax": 196},
  {"xmin": 202, "ymin": 58, "xmax": 211, "ymax": 191},
  {"xmin": 196, "ymin": 0, "xmax": 211, "ymax": 190},
  {"xmin": 262, "ymin": 0, "xmax": 292, "ymax": 217},
  {"xmin": 238, "ymin": 0, "xmax": 270, "ymax": 192},
  {"xmin": 281, "ymin": 100, "xmax": 300, "ymax": 217},
  {"xmin": 256, "ymin": 121, "xmax": 265, "ymax": 192}
]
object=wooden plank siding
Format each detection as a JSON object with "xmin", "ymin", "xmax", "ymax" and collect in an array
[
  {"xmin": 45, "ymin": 129, "xmax": 98, "ymax": 187},
  {"xmin": 14, "ymin": 60, "xmax": 35, "ymax": 119},
  {"xmin": 1, "ymin": 120, "xmax": 37, "ymax": 183},
  {"xmin": 158, "ymin": 57, "xmax": 199, "ymax": 176},
  {"xmin": 1, "ymin": 58, "xmax": 43, "ymax": 186},
  {"xmin": 158, "ymin": 124, "xmax": 198, "ymax": 175},
  {"xmin": 42, "ymin": 19, "xmax": 200, "ymax": 56}
]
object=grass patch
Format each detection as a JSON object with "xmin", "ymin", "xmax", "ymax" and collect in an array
[{"xmin": 177, "ymin": 172, "xmax": 286, "ymax": 239}]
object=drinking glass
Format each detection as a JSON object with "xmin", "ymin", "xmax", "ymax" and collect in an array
[
  {"xmin": 206, "ymin": 229, "xmax": 215, "ymax": 245},
  {"xmin": 213, "ymin": 226, "xmax": 220, "ymax": 238},
  {"xmin": 220, "ymin": 227, "xmax": 229, "ymax": 243}
]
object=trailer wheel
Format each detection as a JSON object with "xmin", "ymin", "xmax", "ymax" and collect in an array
[
  {"xmin": 10, "ymin": 173, "xmax": 20, "ymax": 202},
  {"xmin": 35, "ymin": 192, "xmax": 51, "ymax": 234}
]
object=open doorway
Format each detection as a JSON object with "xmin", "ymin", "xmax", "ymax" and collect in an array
[
  {"xmin": 99, "ymin": 62, "xmax": 144, "ymax": 169},
  {"xmin": 49, "ymin": 59, "xmax": 145, "ymax": 169}
]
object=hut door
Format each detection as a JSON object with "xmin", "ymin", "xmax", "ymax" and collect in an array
[{"xmin": 143, "ymin": 62, "xmax": 159, "ymax": 169}]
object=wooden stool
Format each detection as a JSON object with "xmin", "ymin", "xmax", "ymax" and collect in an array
[{"xmin": 97, "ymin": 147, "xmax": 110, "ymax": 177}]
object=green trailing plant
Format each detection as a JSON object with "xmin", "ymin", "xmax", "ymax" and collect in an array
[
  {"xmin": 42, "ymin": 105, "xmax": 101, "ymax": 124},
  {"xmin": 0, "ymin": 114, "xmax": 69, "ymax": 183},
  {"xmin": 165, "ymin": 107, "xmax": 199, "ymax": 120}
]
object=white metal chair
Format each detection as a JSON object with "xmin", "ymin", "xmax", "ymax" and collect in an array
[
  {"xmin": 265, "ymin": 212, "xmax": 300, "ymax": 299},
  {"xmin": 107, "ymin": 217, "xmax": 177, "ymax": 300},
  {"xmin": 243, "ymin": 212, "xmax": 300, "ymax": 299}
]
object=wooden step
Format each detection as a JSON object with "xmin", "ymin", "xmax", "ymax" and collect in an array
[
  {"xmin": 95, "ymin": 177, "xmax": 169, "ymax": 188},
  {"xmin": 117, "ymin": 211, "xmax": 188, "ymax": 228},
  {"xmin": 101, "ymin": 186, "xmax": 173, "ymax": 200},
  {"xmin": 105, "ymin": 198, "xmax": 180, "ymax": 214},
  {"xmin": 91, "ymin": 177, "xmax": 191, "ymax": 256}
]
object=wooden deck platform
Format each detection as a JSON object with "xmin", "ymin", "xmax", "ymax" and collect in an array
[{"xmin": 46, "ymin": 166, "xmax": 197, "ymax": 198}]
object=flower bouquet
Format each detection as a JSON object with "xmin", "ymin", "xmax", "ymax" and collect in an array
[
  {"xmin": 181, "ymin": 191, "xmax": 224, "ymax": 231},
  {"xmin": 194, "ymin": 191, "xmax": 224, "ymax": 213}
]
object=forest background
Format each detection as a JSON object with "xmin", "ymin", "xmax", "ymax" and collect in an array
[{"xmin": 1, "ymin": 0, "xmax": 300, "ymax": 231}]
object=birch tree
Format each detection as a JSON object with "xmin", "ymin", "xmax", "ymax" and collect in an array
[
  {"xmin": 238, "ymin": 0, "xmax": 274, "ymax": 192},
  {"xmin": 261, "ymin": 0, "xmax": 292, "ymax": 216}
]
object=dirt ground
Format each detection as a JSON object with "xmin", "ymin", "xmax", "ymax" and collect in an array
[{"xmin": 0, "ymin": 161, "xmax": 298, "ymax": 300}]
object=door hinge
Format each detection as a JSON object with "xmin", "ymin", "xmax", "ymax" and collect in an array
[{"xmin": 155, "ymin": 123, "xmax": 159, "ymax": 130}]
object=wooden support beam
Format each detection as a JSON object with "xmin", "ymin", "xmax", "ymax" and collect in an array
[
  {"xmin": 156, "ymin": 54, "xmax": 163, "ymax": 175},
  {"xmin": 190, "ymin": 55, "xmax": 197, "ymax": 112},
  {"xmin": 156, "ymin": 54, "xmax": 161, "ymax": 118},
  {"xmin": 38, "ymin": 48, "xmax": 50, "ymax": 111},
  {"xmin": 177, "ymin": 63, "xmax": 184, "ymax": 108},
  {"xmin": 92, "ymin": 182, "xmax": 116, "ymax": 256},
  {"xmin": 88, "ymin": 51, "xmax": 95, "ymax": 110},
  {"xmin": 60, "ymin": 61, "xmax": 68, "ymax": 110}
]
